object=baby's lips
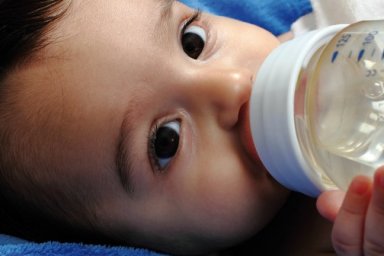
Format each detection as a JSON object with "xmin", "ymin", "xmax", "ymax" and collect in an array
[{"xmin": 239, "ymin": 103, "xmax": 261, "ymax": 164}]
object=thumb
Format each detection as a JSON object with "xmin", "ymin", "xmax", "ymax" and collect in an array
[{"xmin": 316, "ymin": 190, "xmax": 346, "ymax": 222}]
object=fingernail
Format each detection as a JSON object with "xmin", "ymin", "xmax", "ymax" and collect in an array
[{"xmin": 351, "ymin": 177, "xmax": 369, "ymax": 195}]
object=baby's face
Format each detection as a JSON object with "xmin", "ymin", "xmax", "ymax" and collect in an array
[{"xmin": 11, "ymin": 0, "xmax": 289, "ymax": 253}]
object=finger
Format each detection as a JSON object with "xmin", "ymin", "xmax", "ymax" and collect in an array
[
  {"xmin": 317, "ymin": 190, "xmax": 345, "ymax": 222},
  {"xmin": 364, "ymin": 167, "xmax": 384, "ymax": 255},
  {"xmin": 331, "ymin": 175, "xmax": 372, "ymax": 256}
]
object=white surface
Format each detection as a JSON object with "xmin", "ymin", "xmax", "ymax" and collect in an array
[{"xmin": 292, "ymin": 0, "xmax": 384, "ymax": 35}]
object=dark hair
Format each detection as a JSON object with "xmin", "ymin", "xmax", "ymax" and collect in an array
[
  {"xmin": 0, "ymin": 0, "xmax": 69, "ymax": 79},
  {"xmin": 0, "ymin": 0, "xmax": 105, "ymax": 243}
]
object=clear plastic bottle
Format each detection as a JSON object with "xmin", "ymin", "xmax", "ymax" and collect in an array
[{"xmin": 250, "ymin": 20, "xmax": 384, "ymax": 196}]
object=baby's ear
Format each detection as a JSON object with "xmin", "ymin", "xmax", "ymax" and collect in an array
[{"xmin": 316, "ymin": 190, "xmax": 345, "ymax": 222}]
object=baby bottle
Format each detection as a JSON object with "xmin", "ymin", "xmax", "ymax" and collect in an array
[{"xmin": 250, "ymin": 20, "xmax": 384, "ymax": 196}]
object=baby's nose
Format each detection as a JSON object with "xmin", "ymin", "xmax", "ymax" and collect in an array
[{"xmin": 190, "ymin": 67, "xmax": 253, "ymax": 129}]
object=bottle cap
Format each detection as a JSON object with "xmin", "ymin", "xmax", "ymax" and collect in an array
[{"xmin": 250, "ymin": 25, "xmax": 347, "ymax": 196}]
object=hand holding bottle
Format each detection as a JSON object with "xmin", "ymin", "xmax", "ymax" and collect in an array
[{"xmin": 316, "ymin": 167, "xmax": 384, "ymax": 255}]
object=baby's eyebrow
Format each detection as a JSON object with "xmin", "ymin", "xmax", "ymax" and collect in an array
[
  {"xmin": 115, "ymin": 108, "xmax": 136, "ymax": 194},
  {"xmin": 158, "ymin": 0, "xmax": 175, "ymax": 28},
  {"xmin": 159, "ymin": 0, "xmax": 175, "ymax": 15},
  {"xmin": 153, "ymin": 0, "xmax": 175, "ymax": 48}
]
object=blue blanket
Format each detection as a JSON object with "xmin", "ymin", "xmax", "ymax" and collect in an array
[
  {"xmin": 180, "ymin": 0, "xmax": 312, "ymax": 35},
  {"xmin": 0, "ymin": 234, "xmax": 165, "ymax": 256},
  {"xmin": 0, "ymin": 0, "xmax": 312, "ymax": 255}
]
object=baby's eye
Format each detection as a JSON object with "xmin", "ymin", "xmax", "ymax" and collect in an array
[
  {"xmin": 181, "ymin": 24, "xmax": 207, "ymax": 59},
  {"xmin": 150, "ymin": 120, "xmax": 180, "ymax": 170}
]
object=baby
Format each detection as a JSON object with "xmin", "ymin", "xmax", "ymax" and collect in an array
[{"xmin": 0, "ymin": 0, "xmax": 383, "ymax": 255}]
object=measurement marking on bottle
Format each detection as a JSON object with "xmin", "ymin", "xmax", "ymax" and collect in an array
[
  {"xmin": 358, "ymin": 49, "xmax": 365, "ymax": 62},
  {"xmin": 332, "ymin": 51, "xmax": 339, "ymax": 63}
]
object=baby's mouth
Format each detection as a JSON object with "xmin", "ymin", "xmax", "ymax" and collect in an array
[{"xmin": 238, "ymin": 103, "xmax": 261, "ymax": 164}]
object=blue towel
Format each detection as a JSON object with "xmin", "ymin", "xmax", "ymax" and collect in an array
[
  {"xmin": 0, "ymin": 234, "xmax": 165, "ymax": 256},
  {"xmin": 0, "ymin": 0, "xmax": 312, "ymax": 255}
]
